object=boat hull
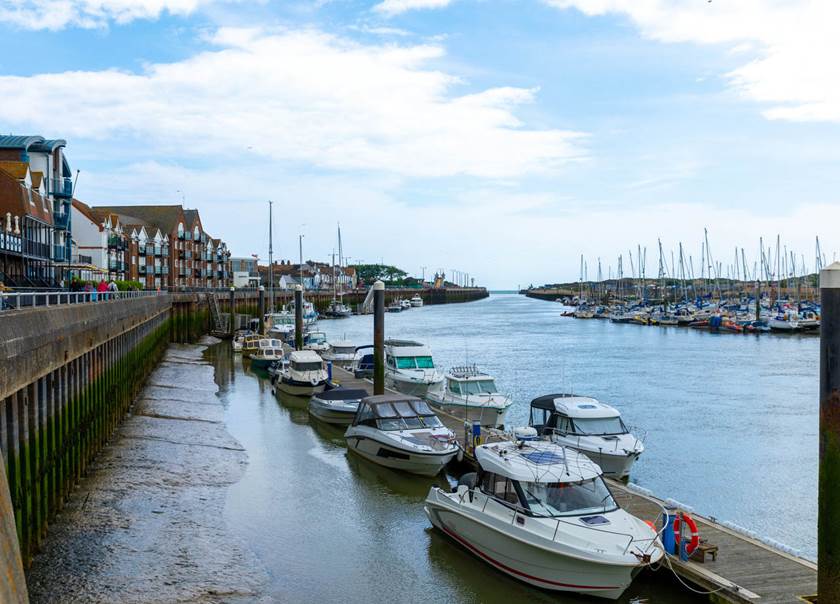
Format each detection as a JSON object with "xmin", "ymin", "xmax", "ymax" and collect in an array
[
  {"xmin": 424, "ymin": 494, "xmax": 638, "ymax": 600},
  {"xmin": 308, "ymin": 401, "xmax": 357, "ymax": 425},
  {"xmin": 385, "ymin": 374, "xmax": 440, "ymax": 398},
  {"xmin": 548, "ymin": 438, "xmax": 640, "ymax": 479},
  {"xmin": 427, "ymin": 400, "xmax": 507, "ymax": 428},
  {"xmin": 275, "ymin": 379, "xmax": 326, "ymax": 397},
  {"xmin": 345, "ymin": 434, "xmax": 456, "ymax": 477}
]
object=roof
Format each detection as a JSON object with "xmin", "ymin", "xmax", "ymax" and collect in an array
[
  {"xmin": 72, "ymin": 199, "xmax": 102, "ymax": 229},
  {"xmin": 93, "ymin": 205, "xmax": 186, "ymax": 235},
  {"xmin": 0, "ymin": 168, "xmax": 53, "ymax": 224},
  {"xmin": 289, "ymin": 349, "xmax": 323, "ymax": 363},
  {"xmin": 184, "ymin": 208, "xmax": 200, "ymax": 227},
  {"xmin": 0, "ymin": 135, "xmax": 44, "ymax": 149},
  {"xmin": 475, "ymin": 440, "xmax": 601, "ymax": 482},
  {"xmin": 384, "ymin": 339, "xmax": 431, "ymax": 356},
  {"xmin": 314, "ymin": 388, "xmax": 368, "ymax": 401},
  {"xmin": 361, "ymin": 393, "xmax": 421, "ymax": 405},
  {"xmin": 530, "ymin": 394, "xmax": 620, "ymax": 419},
  {"xmin": 0, "ymin": 162, "xmax": 29, "ymax": 180},
  {"xmin": 29, "ymin": 139, "xmax": 66, "ymax": 152}
]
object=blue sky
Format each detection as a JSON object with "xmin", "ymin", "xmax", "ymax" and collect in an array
[{"xmin": 1, "ymin": 0, "xmax": 838, "ymax": 288}]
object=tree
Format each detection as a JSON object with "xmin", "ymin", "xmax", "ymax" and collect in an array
[{"xmin": 352, "ymin": 263, "xmax": 408, "ymax": 285}]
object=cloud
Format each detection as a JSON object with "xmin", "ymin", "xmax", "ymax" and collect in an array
[
  {"xmin": 546, "ymin": 0, "xmax": 840, "ymax": 123},
  {"xmin": 0, "ymin": 27, "xmax": 584, "ymax": 179},
  {"xmin": 373, "ymin": 0, "xmax": 452, "ymax": 17},
  {"xmin": 0, "ymin": 0, "xmax": 207, "ymax": 30}
]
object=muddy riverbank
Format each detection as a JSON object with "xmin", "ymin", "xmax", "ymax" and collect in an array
[{"xmin": 27, "ymin": 338, "xmax": 268, "ymax": 603}]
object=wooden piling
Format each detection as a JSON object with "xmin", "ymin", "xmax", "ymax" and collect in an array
[
  {"xmin": 819, "ymin": 261, "xmax": 840, "ymax": 602},
  {"xmin": 229, "ymin": 287, "xmax": 235, "ymax": 336},
  {"xmin": 373, "ymin": 280, "xmax": 385, "ymax": 395}
]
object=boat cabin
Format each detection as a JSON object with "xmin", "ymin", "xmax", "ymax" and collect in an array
[
  {"xmin": 446, "ymin": 366, "xmax": 499, "ymax": 395},
  {"xmin": 242, "ymin": 334, "xmax": 263, "ymax": 350},
  {"xmin": 328, "ymin": 341, "xmax": 356, "ymax": 356},
  {"xmin": 289, "ymin": 350, "xmax": 324, "ymax": 372},
  {"xmin": 385, "ymin": 340, "xmax": 435, "ymax": 370},
  {"xmin": 256, "ymin": 339, "xmax": 284, "ymax": 355},
  {"xmin": 305, "ymin": 331, "xmax": 328, "ymax": 347},
  {"xmin": 474, "ymin": 442, "xmax": 618, "ymax": 518},
  {"xmin": 352, "ymin": 394, "xmax": 445, "ymax": 431},
  {"xmin": 529, "ymin": 394, "xmax": 629, "ymax": 437}
]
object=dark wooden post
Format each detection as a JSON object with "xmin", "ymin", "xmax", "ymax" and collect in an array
[
  {"xmin": 0, "ymin": 459, "xmax": 27, "ymax": 603},
  {"xmin": 373, "ymin": 280, "xmax": 385, "ymax": 395},
  {"xmin": 258, "ymin": 286, "xmax": 265, "ymax": 335},
  {"xmin": 228, "ymin": 287, "xmax": 235, "ymax": 336},
  {"xmin": 819, "ymin": 261, "xmax": 840, "ymax": 601},
  {"xmin": 294, "ymin": 285, "xmax": 304, "ymax": 351}
]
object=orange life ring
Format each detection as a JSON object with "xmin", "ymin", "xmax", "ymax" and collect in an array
[{"xmin": 674, "ymin": 513, "xmax": 700, "ymax": 555}]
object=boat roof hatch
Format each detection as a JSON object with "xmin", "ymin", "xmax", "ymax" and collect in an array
[
  {"xmin": 476, "ymin": 441, "xmax": 601, "ymax": 483},
  {"xmin": 384, "ymin": 339, "xmax": 431, "ymax": 357},
  {"xmin": 530, "ymin": 394, "xmax": 620, "ymax": 419}
]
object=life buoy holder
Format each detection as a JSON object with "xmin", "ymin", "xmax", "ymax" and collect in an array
[{"xmin": 674, "ymin": 513, "xmax": 700, "ymax": 555}]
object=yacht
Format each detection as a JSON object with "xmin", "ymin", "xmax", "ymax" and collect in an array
[
  {"xmin": 271, "ymin": 350, "xmax": 329, "ymax": 396},
  {"xmin": 250, "ymin": 338, "xmax": 285, "ymax": 370},
  {"xmin": 410, "ymin": 294, "xmax": 424, "ymax": 307},
  {"xmin": 529, "ymin": 394, "xmax": 644, "ymax": 479},
  {"xmin": 309, "ymin": 388, "xmax": 368, "ymax": 425},
  {"xmin": 424, "ymin": 440, "xmax": 663, "ymax": 599},
  {"xmin": 426, "ymin": 365, "xmax": 512, "ymax": 428},
  {"xmin": 321, "ymin": 340, "xmax": 357, "ymax": 369},
  {"xmin": 325, "ymin": 298, "xmax": 353, "ymax": 318},
  {"xmin": 344, "ymin": 394, "xmax": 458, "ymax": 476},
  {"xmin": 400, "ymin": 299, "xmax": 412, "ymax": 311},
  {"xmin": 303, "ymin": 331, "xmax": 330, "ymax": 354},
  {"xmin": 384, "ymin": 340, "xmax": 444, "ymax": 398}
]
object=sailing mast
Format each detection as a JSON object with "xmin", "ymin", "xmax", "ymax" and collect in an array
[{"xmin": 268, "ymin": 200, "xmax": 274, "ymax": 313}]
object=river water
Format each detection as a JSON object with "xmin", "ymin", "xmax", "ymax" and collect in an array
[{"xmin": 209, "ymin": 293, "xmax": 817, "ymax": 603}]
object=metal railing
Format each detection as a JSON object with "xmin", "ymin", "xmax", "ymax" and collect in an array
[
  {"xmin": 50, "ymin": 176, "xmax": 72, "ymax": 198},
  {"xmin": 0, "ymin": 289, "xmax": 164, "ymax": 311},
  {"xmin": 53, "ymin": 211, "xmax": 70, "ymax": 229}
]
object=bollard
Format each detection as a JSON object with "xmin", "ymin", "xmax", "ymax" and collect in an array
[
  {"xmin": 258, "ymin": 286, "xmax": 265, "ymax": 335},
  {"xmin": 229, "ymin": 286, "xmax": 235, "ymax": 336},
  {"xmin": 373, "ymin": 280, "xmax": 385, "ymax": 395},
  {"xmin": 660, "ymin": 505, "xmax": 677, "ymax": 555},
  {"xmin": 819, "ymin": 261, "xmax": 840, "ymax": 601},
  {"xmin": 327, "ymin": 361, "xmax": 333, "ymax": 383},
  {"xmin": 472, "ymin": 420, "xmax": 481, "ymax": 448},
  {"xmin": 294, "ymin": 285, "xmax": 304, "ymax": 351}
]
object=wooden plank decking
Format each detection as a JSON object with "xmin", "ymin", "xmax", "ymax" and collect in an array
[{"xmin": 327, "ymin": 365, "xmax": 817, "ymax": 603}]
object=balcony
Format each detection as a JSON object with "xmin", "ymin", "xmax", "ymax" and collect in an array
[
  {"xmin": 138, "ymin": 265, "xmax": 147, "ymax": 275},
  {"xmin": 185, "ymin": 250, "xmax": 192, "ymax": 260},
  {"xmin": 53, "ymin": 210, "xmax": 70, "ymax": 229},
  {"xmin": 0, "ymin": 233, "xmax": 22, "ymax": 254},
  {"xmin": 53, "ymin": 245, "xmax": 67, "ymax": 262},
  {"xmin": 154, "ymin": 266, "xmax": 162, "ymax": 275},
  {"xmin": 139, "ymin": 246, "xmax": 147, "ymax": 256},
  {"xmin": 107, "ymin": 235, "xmax": 125, "ymax": 250},
  {"xmin": 74, "ymin": 254, "xmax": 92, "ymax": 264},
  {"xmin": 50, "ymin": 176, "xmax": 73, "ymax": 198},
  {"xmin": 108, "ymin": 259, "xmax": 125, "ymax": 272},
  {"xmin": 178, "ymin": 268, "xmax": 187, "ymax": 277}
]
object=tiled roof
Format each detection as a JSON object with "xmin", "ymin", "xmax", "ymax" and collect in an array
[
  {"xmin": 93, "ymin": 205, "xmax": 186, "ymax": 235},
  {"xmin": 72, "ymin": 199, "xmax": 104, "ymax": 230},
  {"xmin": 0, "ymin": 168, "xmax": 53, "ymax": 224}
]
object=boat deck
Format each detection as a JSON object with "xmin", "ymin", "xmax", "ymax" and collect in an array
[{"xmin": 328, "ymin": 366, "xmax": 817, "ymax": 603}]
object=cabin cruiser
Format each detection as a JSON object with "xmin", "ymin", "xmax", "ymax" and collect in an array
[
  {"xmin": 250, "ymin": 338, "xmax": 285, "ymax": 370},
  {"xmin": 768, "ymin": 311, "xmax": 802, "ymax": 332},
  {"xmin": 309, "ymin": 388, "xmax": 368, "ymax": 425},
  {"xmin": 303, "ymin": 331, "xmax": 330, "ymax": 354},
  {"xmin": 232, "ymin": 330, "xmax": 254, "ymax": 353},
  {"xmin": 410, "ymin": 294, "xmax": 424, "ymax": 307},
  {"xmin": 325, "ymin": 299, "xmax": 352, "ymax": 318},
  {"xmin": 424, "ymin": 440, "xmax": 663, "ymax": 599},
  {"xmin": 290, "ymin": 299, "xmax": 319, "ymax": 326},
  {"xmin": 573, "ymin": 305, "xmax": 596, "ymax": 319},
  {"xmin": 321, "ymin": 340, "xmax": 356, "ymax": 369},
  {"xmin": 426, "ymin": 365, "xmax": 512, "ymax": 428},
  {"xmin": 400, "ymin": 299, "xmax": 412, "ymax": 311},
  {"xmin": 387, "ymin": 300, "xmax": 403, "ymax": 313},
  {"xmin": 529, "ymin": 394, "xmax": 644, "ymax": 479},
  {"xmin": 344, "ymin": 394, "xmax": 458, "ymax": 476},
  {"xmin": 240, "ymin": 334, "xmax": 263, "ymax": 358},
  {"xmin": 384, "ymin": 340, "xmax": 444, "ymax": 398},
  {"xmin": 270, "ymin": 350, "xmax": 329, "ymax": 396},
  {"xmin": 266, "ymin": 311, "xmax": 295, "ymax": 340},
  {"xmin": 352, "ymin": 345, "xmax": 375, "ymax": 379}
]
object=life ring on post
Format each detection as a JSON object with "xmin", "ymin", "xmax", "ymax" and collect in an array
[{"xmin": 674, "ymin": 513, "xmax": 700, "ymax": 555}]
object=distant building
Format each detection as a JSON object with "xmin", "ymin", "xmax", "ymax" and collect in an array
[{"xmin": 231, "ymin": 256, "xmax": 260, "ymax": 288}]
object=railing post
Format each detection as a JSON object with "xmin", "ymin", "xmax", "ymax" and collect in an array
[
  {"xmin": 820, "ymin": 261, "xmax": 840, "ymax": 601},
  {"xmin": 294, "ymin": 285, "xmax": 304, "ymax": 351},
  {"xmin": 373, "ymin": 280, "xmax": 385, "ymax": 395}
]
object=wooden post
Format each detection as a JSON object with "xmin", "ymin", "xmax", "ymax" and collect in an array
[
  {"xmin": 819, "ymin": 261, "xmax": 840, "ymax": 601},
  {"xmin": 294, "ymin": 285, "xmax": 304, "ymax": 351},
  {"xmin": 229, "ymin": 287, "xmax": 235, "ymax": 336},
  {"xmin": 0, "ymin": 457, "xmax": 27, "ymax": 603},
  {"xmin": 373, "ymin": 280, "xmax": 385, "ymax": 395},
  {"xmin": 258, "ymin": 286, "xmax": 265, "ymax": 335}
]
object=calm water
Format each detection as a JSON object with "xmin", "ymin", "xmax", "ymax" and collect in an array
[{"xmin": 210, "ymin": 293, "xmax": 818, "ymax": 602}]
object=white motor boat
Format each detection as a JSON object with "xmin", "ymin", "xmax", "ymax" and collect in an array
[
  {"xmin": 768, "ymin": 312, "xmax": 802, "ymax": 332},
  {"xmin": 529, "ymin": 394, "xmax": 644, "ymax": 479},
  {"xmin": 424, "ymin": 440, "xmax": 663, "ymax": 600},
  {"xmin": 271, "ymin": 350, "xmax": 329, "ymax": 396},
  {"xmin": 410, "ymin": 294, "xmax": 424, "ymax": 307},
  {"xmin": 321, "ymin": 340, "xmax": 356, "ymax": 369},
  {"xmin": 384, "ymin": 339, "xmax": 444, "ymax": 398},
  {"xmin": 387, "ymin": 300, "xmax": 403, "ymax": 313},
  {"xmin": 266, "ymin": 311, "xmax": 295, "ymax": 340},
  {"xmin": 325, "ymin": 299, "xmax": 353, "ymax": 318},
  {"xmin": 400, "ymin": 299, "xmax": 412, "ymax": 310},
  {"xmin": 351, "ymin": 345, "xmax": 375, "ymax": 379},
  {"xmin": 426, "ymin": 365, "xmax": 512, "ymax": 428},
  {"xmin": 232, "ymin": 330, "xmax": 254, "ymax": 353},
  {"xmin": 303, "ymin": 330, "xmax": 330, "ymax": 354},
  {"xmin": 309, "ymin": 388, "xmax": 368, "ymax": 425},
  {"xmin": 250, "ymin": 338, "xmax": 285, "ymax": 370},
  {"xmin": 344, "ymin": 394, "xmax": 458, "ymax": 476},
  {"xmin": 290, "ymin": 299, "xmax": 319, "ymax": 326}
]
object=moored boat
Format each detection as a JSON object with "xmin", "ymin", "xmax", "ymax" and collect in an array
[
  {"xmin": 271, "ymin": 350, "xmax": 329, "ymax": 396},
  {"xmin": 321, "ymin": 340, "xmax": 356, "ymax": 369},
  {"xmin": 426, "ymin": 365, "xmax": 512, "ymax": 428},
  {"xmin": 384, "ymin": 339, "xmax": 444, "ymax": 398},
  {"xmin": 250, "ymin": 338, "xmax": 285, "ymax": 370},
  {"xmin": 309, "ymin": 388, "xmax": 368, "ymax": 425}
]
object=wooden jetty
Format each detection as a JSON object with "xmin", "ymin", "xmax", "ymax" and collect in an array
[{"xmin": 327, "ymin": 364, "xmax": 817, "ymax": 603}]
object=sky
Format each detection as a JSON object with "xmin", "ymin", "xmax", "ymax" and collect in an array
[{"xmin": 1, "ymin": 0, "xmax": 839, "ymax": 289}]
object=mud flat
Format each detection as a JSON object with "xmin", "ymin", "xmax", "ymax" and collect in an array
[{"xmin": 27, "ymin": 338, "xmax": 267, "ymax": 603}]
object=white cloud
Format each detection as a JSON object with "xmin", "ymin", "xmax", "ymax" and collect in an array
[
  {"xmin": 0, "ymin": 27, "xmax": 584, "ymax": 179},
  {"xmin": 546, "ymin": 0, "xmax": 840, "ymax": 123},
  {"xmin": 373, "ymin": 0, "xmax": 452, "ymax": 17},
  {"xmin": 0, "ymin": 0, "xmax": 206, "ymax": 29}
]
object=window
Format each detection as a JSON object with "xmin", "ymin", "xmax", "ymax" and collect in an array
[
  {"xmin": 415, "ymin": 356, "xmax": 435, "ymax": 369},
  {"xmin": 461, "ymin": 380, "xmax": 498, "ymax": 395},
  {"xmin": 386, "ymin": 355, "xmax": 395, "ymax": 368},
  {"xmin": 448, "ymin": 379, "xmax": 462, "ymax": 395},
  {"xmin": 292, "ymin": 361, "xmax": 323, "ymax": 372},
  {"xmin": 480, "ymin": 472, "xmax": 520, "ymax": 506},
  {"xmin": 531, "ymin": 408, "xmax": 549, "ymax": 427},
  {"xmin": 396, "ymin": 357, "xmax": 416, "ymax": 369},
  {"xmin": 519, "ymin": 478, "xmax": 617, "ymax": 517},
  {"xmin": 571, "ymin": 417, "xmax": 627, "ymax": 436}
]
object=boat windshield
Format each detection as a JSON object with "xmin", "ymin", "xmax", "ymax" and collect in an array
[
  {"xmin": 333, "ymin": 346, "xmax": 355, "ymax": 355},
  {"xmin": 292, "ymin": 361, "xmax": 323, "ymax": 372},
  {"xmin": 308, "ymin": 333, "xmax": 327, "ymax": 344},
  {"xmin": 519, "ymin": 478, "xmax": 618, "ymax": 517},
  {"xmin": 459, "ymin": 380, "xmax": 498, "ymax": 395},
  {"xmin": 396, "ymin": 356, "xmax": 435, "ymax": 369},
  {"xmin": 571, "ymin": 417, "xmax": 627, "ymax": 436},
  {"xmin": 372, "ymin": 400, "xmax": 443, "ymax": 430}
]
